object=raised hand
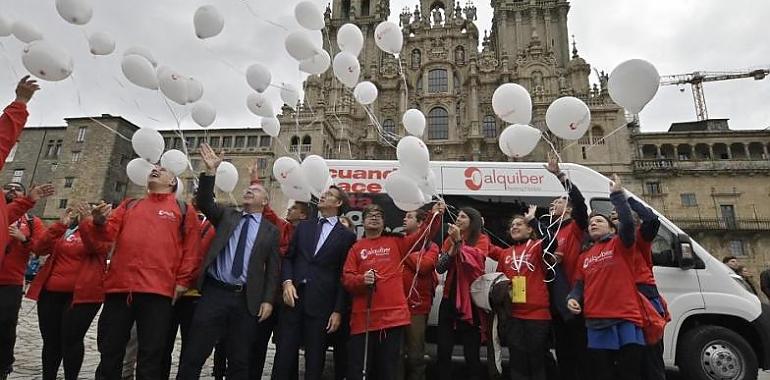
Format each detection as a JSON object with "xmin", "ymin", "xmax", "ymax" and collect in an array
[
  {"xmin": 610, "ymin": 174, "xmax": 623, "ymax": 194},
  {"xmin": 199, "ymin": 143, "xmax": 223, "ymax": 174},
  {"xmin": 545, "ymin": 154, "xmax": 560, "ymax": 176},
  {"xmin": 525, "ymin": 204, "xmax": 537, "ymax": 222},
  {"xmin": 60, "ymin": 208, "xmax": 74, "ymax": 225},
  {"xmin": 8, "ymin": 225, "xmax": 25, "ymax": 242},
  {"xmin": 74, "ymin": 202, "xmax": 92, "ymax": 221},
  {"xmin": 91, "ymin": 202, "xmax": 112, "ymax": 225},
  {"xmin": 15, "ymin": 75, "xmax": 40, "ymax": 104},
  {"xmin": 28, "ymin": 184, "xmax": 55, "ymax": 202},
  {"xmin": 249, "ymin": 159, "xmax": 260, "ymax": 183}
]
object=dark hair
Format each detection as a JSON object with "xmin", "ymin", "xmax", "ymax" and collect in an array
[
  {"xmin": 329, "ymin": 185, "xmax": 349, "ymax": 216},
  {"xmin": 460, "ymin": 207, "xmax": 482, "ymax": 246},
  {"xmin": 362, "ymin": 204, "xmax": 384, "ymax": 220},
  {"xmin": 292, "ymin": 201, "xmax": 310, "ymax": 217},
  {"xmin": 410, "ymin": 208, "xmax": 428, "ymax": 223},
  {"xmin": 589, "ymin": 212, "xmax": 616, "ymax": 232},
  {"xmin": 723, "ymin": 255, "xmax": 737, "ymax": 264},
  {"xmin": 338, "ymin": 215, "xmax": 355, "ymax": 231}
]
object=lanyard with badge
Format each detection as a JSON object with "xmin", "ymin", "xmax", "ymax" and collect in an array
[{"xmin": 510, "ymin": 239, "xmax": 535, "ymax": 304}]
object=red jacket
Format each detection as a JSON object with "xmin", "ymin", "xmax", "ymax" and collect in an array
[
  {"xmin": 26, "ymin": 221, "xmax": 110, "ymax": 304},
  {"xmin": 633, "ymin": 229, "xmax": 656, "ymax": 286},
  {"xmin": 555, "ymin": 220, "xmax": 584, "ymax": 286},
  {"xmin": 0, "ymin": 102, "xmax": 30, "ymax": 268},
  {"xmin": 402, "ymin": 239, "xmax": 439, "ymax": 316},
  {"xmin": 441, "ymin": 234, "xmax": 490, "ymax": 301},
  {"xmin": 576, "ymin": 235, "xmax": 643, "ymax": 326},
  {"xmin": 343, "ymin": 211, "xmax": 441, "ymax": 335},
  {"xmin": 0, "ymin": 213, "xmax": 46, "ymax": 286},
  {"xmin": 92, "ymin": 193, "xmax": 201, "ymax": 298},
  {"xmin": 489, "ymin": 240, "xmax": 551, "ymax": 320},
  {"xmin": 263, "ymin": 205, "xmax": 294, "ymax": 256}
]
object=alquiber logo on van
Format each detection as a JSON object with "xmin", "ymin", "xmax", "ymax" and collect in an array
[{"xmin": 463, "ymin": 167, "xmax": 545, "ymax": 191}]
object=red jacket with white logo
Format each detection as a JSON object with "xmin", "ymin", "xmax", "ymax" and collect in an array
[
  {"xmin": 402, "ymin": 239, "xmax": 439, "ymax": 316},
  {"xmin": 0, "ymin": 102, "xmax": 30, "ymax": 269},
  {"xmin": 488, "ymin": 239, "xmax": 551, "ymax": 320},
  {"xmin": 0, "ymin": 213, "xmax": 46, "ymax": 286},
  {"xmin": 27, "ymin": 221, "xmax": 111, "ymax": 304},
  {"xmin": 92, "ymin": 193, "xmax": 201, "ymax": 298},
  {"xmin": 343, "ymin": 212, "xmax": 441, "ymax": 334},
  {"xmin": 575, "ymin": 235, "xmax": 643, "ymax": 326}
]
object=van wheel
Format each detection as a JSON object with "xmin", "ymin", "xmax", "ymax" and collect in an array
[{"xmin": 679, "ymin": 325, "xmax": 758, "ymax": 380}]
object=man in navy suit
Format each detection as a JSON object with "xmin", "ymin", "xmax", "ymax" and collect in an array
[{"xmin": 275, "ymin": 186, "xmax": 357, "ymax": 380}]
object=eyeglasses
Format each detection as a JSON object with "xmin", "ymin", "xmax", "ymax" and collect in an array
[{"xmin": 364, "ymin": 213, "xmax": 383, "ymax": 220}]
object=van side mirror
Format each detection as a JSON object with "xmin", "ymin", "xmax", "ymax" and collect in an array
[{"xmin": 673, "ymin": 233, "xmax": 695, "ymax": 270}]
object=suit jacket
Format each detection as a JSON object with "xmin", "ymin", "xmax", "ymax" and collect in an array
[
  {"xmin": 196, "ymin": 174, "xmax": 280, "ymax": 316},
  {"xmin": 281, "ymin": 216, "xmax": 357, "ymax": 318}
]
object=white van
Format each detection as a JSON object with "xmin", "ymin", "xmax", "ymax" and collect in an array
[{"xmin": 326, "ymin": 159, "xmax": 770, "ymax": 380}]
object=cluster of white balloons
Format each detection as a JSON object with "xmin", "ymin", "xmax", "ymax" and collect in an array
[
  {"xmin": 384, "ymin": 136, "xmax": 436, "ymax": 211},
  {"xmin": 272, "ymin": 155, "xmax": 331, "ymax": 202},
  {"xmin": 286, "ymin": 1, "xmax": 327, "ymax": 76}
]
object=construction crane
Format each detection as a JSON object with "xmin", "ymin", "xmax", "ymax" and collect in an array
[{"xmin": 660, "ymin": 68, "xmax": 770, "ymax": 121}]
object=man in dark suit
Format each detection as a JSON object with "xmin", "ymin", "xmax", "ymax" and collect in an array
[
  {"xmin": 275, "ymin": 185, "xmax": 357, "ymax": 380},
  {"xmin": 177, "ymin": 144, "xmax": 280, "ymax": 380}
]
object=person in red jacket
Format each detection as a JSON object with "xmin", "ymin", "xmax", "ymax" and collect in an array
[
  {"xmin": 342, "ymin": 202, "xmax": 444, "ymax": 380},
  {"xmin": 434, "ymin": 207, "xmax": 489, "ymax": 380},
  {"xmin": 567, "ymin": 175, "xmax": 645, "ymax": 380},
  {"xmin": 26, "ymin": 203, "xmax": 109, "ymax": 380},
  {"xmin": 0, "ymin": 76, "xmax": 40, "ymax": 274},
  {"xmin": 401, "ymin": 208, "xmax": 439, "ymax": 380},
  {"xmin": 0, "ymin": 182, "xmax": 52, "ymax": 378},
  {"xmin": 488, "ymin": 206, "xmax": 557, "ymax": 380},
  {"xmin": 90, "ymin": 164, "xmax": 201, "ymax": 380}
]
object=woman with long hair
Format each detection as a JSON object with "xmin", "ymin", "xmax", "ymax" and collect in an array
[
  {"xmin": 26, "ymin": 203, "xmax": 110, "ymax": 380},
  {"xmin": 435, "ymin": 207, "xmax": 489, "ymax": 380}
]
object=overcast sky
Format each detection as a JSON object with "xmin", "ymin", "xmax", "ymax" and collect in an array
[{"xmin": 0, "ymin": 0, "xmax": 768, "ymax": 133}]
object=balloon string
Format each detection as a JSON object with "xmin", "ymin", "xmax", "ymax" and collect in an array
[
  {"xmin": 243, "ymin": 1, "xmax": 289, "ymax": 32},
  {"xmin": 560, "ymin": 121, "xmax": 630, "ymax": 153},
  {"xmin": 87, "ymin": 117, "xmax": 132, "ymax": 142},
  {"xmin": 202, "ymin": 44, "xmax": 246, "ymax": 77},
  {"xmin": 396, "ymin": 55, "xmax": 409, "ymax": 106},
  {"xmin": 160, "ymin": 93, "xmax": 198, "ymax": 188}
]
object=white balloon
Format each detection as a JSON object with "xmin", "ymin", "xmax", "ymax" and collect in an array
[
  {"xmin": 193, "ymin": 5, "xmax": 224, "ymax": 39},
  {"xmin": 396, "ymin": 136, "xmax": 430, "ymax": 179},
  {"xmin": 126, "ymin": 158, "xmax": 155, "ymax": 187},
  {"xmin": 158, "ymin": 69, "xmax": 189, "ymax": 106},
  {"xmin": 123, "ymin": 46, "xmax": 157, "ymax": 67},
  {"xmin": 337, "ymin": 23, "xmax": 363, "ymax": 56},
  {"xmin": 88, "ymin": 32, "xmax": 115, "ymax": 55},
  {"xmin": 402, "ymin": 109, "xmax": 426, "ymax": 137},
  {"xmin": 160, "ymin": 149, "xmax": 189, "ymax": 176},
  {"xmin": 492, "ymin": 83, "xmax": 532, "ymax": 125},
  {"xmin": 21, "ymin": 41, "xmax": 73, "ymax": 82},
  {"xmin": 175, "ymin": 177, "xmax": 185, "ymax": 200},
  {"xmin": 417, "ymin": 170, "xmax": 438, "ymax": 197},
  {"xmin": 499, "ymin": 125, "xmax": 541, "ymax": 158},
  {"xmin": 608, "ymin": 59, "xmax": 660, "ymax": 114},
  {"xmin": 285, "ymin": 30, "xmax": 320, "ymax": 61},
  {"xmin": 246, "ymin": 92, "xmax": 275, "ymax": 118},
  {"xmin": 332, "ymin": 52, "xmax": 360, "ymax": 88},
  {"xmin": 384, "ymin": 170, "xmax": 426, "ymax": 206},
  {"xmin": 11, "ymin": 21, "xmax": 42, "ymax": 43},
  {"xmin": 273, "ymin": 156, "xmax": 301, "ymax": 183},
  {"xmin": 186, "ymin": 77, "xmax": 203, "ymax": 103},
  {"xmin": 280, "ymin": 83, "xmax": 300, "ymax": 109},
  {"xmin": 0, "ymin": 15, "xmax": 12, "ymax": 37},
  {"xmin": 394, "ymin": 199, "xmax": 427, "ymax": 212},
  {"xmin": 299, "ymin": 50, "xmax": 330, "ymax": 75},
  {"xmin": 545, "ymin": 96, "xmax": 591, "ymax": 140},
  {"xmin": 261, "ymin": 117, "xmax": 280, "ymax": 137},
  {"xmin": 121, "ymin": 55, "xmax": 158, "ymax": 90},
  {"xmin": 374, "ymin": 21, "xmax": 403, "ymax": 55},
  {"xmin": 191, "ymin": 102, "xmax": 216, "ymax": 128},
  {"xmin": 353, "ymin": 81, "xmax": 378, "ymax": 105},
  {"xmin": 300, "ymin": 155, "xmax": 330, "ymax": 197},
  {"xmin": 132, "ymin": 127, "xmax": 165, "ymax": 163},
  {"xmin": 246, "ymin": 63, "xmax": 271, "ymax": 93},
  {"xmin": 294, "ymin": 1, "xmax": 325, "ymax": 31},
  {"xmin": 280, "ymin": 177, "xmax": 312, "ymax": 202},
  {"xmin": 215, "ymin": 161, "xmax": 239, "ymax": 192},
  {"xmin": 55, "ymin": 0, "xmax": 93, "ymax": 25}
]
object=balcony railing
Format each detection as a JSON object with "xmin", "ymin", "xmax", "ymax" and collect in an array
[
  {"xmin": 633, "ymin": 158, "xmax": 770, "ymax": 173},
  {"xmin": 288, "ymin": 145, "xmax": 312, "ymax": 154},
  {"xmin": 669, "ymin": 217, "xmax": 770, "ymax": 232}
]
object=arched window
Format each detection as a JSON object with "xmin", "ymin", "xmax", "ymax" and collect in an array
[
  {"xmin": 290, "ymin": 135, "xmax": 300, "ymax": 146},
  {"xmin": 411, "ymin": 49, "xmax": 421, "ymax": 69},
  {"xmin": 382, "ymin": 119, "xmax": 396, "ymax": 136},
  {"xmin": 427, "ymin": 107, "xmax": 449, "ymax": 140},
  {"xmin": 428, "ymin": 69, "xmax": 448, "ymax": 93},
  {"xmin": 482, "ymin": 115, "xmax": 497, "ymax": 138}
]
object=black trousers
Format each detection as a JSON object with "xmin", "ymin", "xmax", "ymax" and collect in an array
[
  {"xmin": 590, "ymin": 344, "xmax": 644, "ymax": 380},
  {"xmin": 274, "ymin": 294, "xmax": 330, "ymax": 380},
  {"xmin": 347, "ymin": 327, "xmax": 404, "ymax": 380},
  {"xmin": 641, "ymin": 340, "xmax": 666, "ymax": 380},
  {"xmin": 0, "ymin": 285, "xmax": 23, "ymax": 373},
  {"xmin": 37, "ymin": 290, "xmax": 100, "ymax": 380},
  {"xmin": 161, "ymin": 295, "xmax": 200, "ymax": 379},
  {"xmin": 327, "ymin": 311, "xmax": 351, "ymax": 380},
  {"xmin": 436, "ymin": 299, "xmax": 482, "ymax": 380},
  {"xmin": 249, "ymin": 305, "xmax": 278, "ymax": 380},
  {"xmin": 177, "ymin": 282, "xmax": 268, "ymax": 380},
  {"xmin": 552, "ymin": 313, "xmax": 589, "ymax": 380},
  {"xmin": 97, "ymin": 292, "xmax": 173, "ymax": 380},
  {"xmin": 504, "ymin": 317, "xmax": 550, "ymax": 380}
]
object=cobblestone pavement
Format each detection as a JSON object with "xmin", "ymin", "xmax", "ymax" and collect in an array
[{"xmin": 9, "ymin": 298, "xmax": 770, "ymax": 380}]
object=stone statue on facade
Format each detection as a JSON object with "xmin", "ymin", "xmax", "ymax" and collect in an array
[{"xmin": 432, "ymin": 8, "xmax": 443, "ymax": 26}]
